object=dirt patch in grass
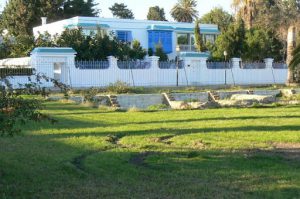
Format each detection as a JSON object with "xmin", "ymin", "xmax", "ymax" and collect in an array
[
  {"xmin": 129, "ymin": 151, "xmax": 156, "ymax": 167},
  {"xmin": 151, "ymin": 135, "xmax": 174, "ymax": 145},
  {"xmin": 245, "ymin": 143, "xmax": 300, "ymax": 161}
]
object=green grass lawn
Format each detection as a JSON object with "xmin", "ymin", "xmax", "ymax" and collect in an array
[{"xmin": 1, "ymin": 102, "xmax": 300, "ymax": 198}]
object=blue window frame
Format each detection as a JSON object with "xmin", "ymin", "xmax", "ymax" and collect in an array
[
  {"xmin": 148, "ymin": 30, "xmax": 173, "ymax": 54},
  {"xmin": 116, "ymin": 31, "xmax": 133, "ymax": 42}
]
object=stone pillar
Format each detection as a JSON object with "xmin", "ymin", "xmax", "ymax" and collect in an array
[
  {"xmin": 147, "ymin": 56, "xmax": 160, "ymax": 69},
  {"xmin": 199, "ymin": 57, "xmax": 208, "ymax": 68},
  {"xmin": 286, "ymin": 26, "xmax": 296, "ymax": 84},
  {"xmin": 107, "ymin": 56, "xmax": 118, "ymax": 69},
  {"xmin": 231, "ymin": 58, "xmax": 242, "ymax": 69},
  {"xmin": 264, "ymin": 58, "xmax": 274, "ymax": 68}
]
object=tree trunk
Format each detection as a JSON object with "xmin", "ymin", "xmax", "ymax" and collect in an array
[{"xmin": 286, "ymin": 26, "xmax": 296, "ymax": 85}]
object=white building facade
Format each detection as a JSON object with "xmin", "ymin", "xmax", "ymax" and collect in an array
[{"xmin": 33, "ymin": 16, "xmax": 220, "ymax": 59}]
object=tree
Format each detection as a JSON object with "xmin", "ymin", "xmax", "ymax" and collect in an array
[
  {"xmin": 129, "ymin": 40, "xmax": 147, "ymax": 60},
  {"xmin": 170, "ymin": 0, "xmax": 198, "ymax": 22},
  {"xmin": 109, "ymin": 3, "xmax": 134, "ymax": 19},
  {"xmin": 194, "ymin": 19, "xmax": 204, "ymax": 52},
  {"xmin": 147, "ymin": 6, "xmax": 167, "ymax": 21},
  {"xmin": 60, "ymin": 0, "xmax": 98, "ymax": 19},
  {"xmin": 200, "ymin": 7, "xmax": 233, "ymax": 32},
  {"xmin": 1, "ymin": 0, "xmax": 98, "ymax": 36},
  {"xmin": 211, "ymin": 18, "xmax": 246, "ymax": 60},
  {"xmin": 232, "ymin": 0, "xmax": 258, "ymax": 29},
  {"xmin": 243, "ymin": 28, "xmax": 283, "ymax": 61}
]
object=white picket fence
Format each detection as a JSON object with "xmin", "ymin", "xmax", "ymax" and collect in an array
[{"xmin": 0, "ymin": 48, "xmax": 288, "ymax": 88}]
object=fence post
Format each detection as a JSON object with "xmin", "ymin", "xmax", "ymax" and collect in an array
[
  {"xmin": 264, "ymin": 58, "xmax": 275, "ymax": 84},
  {"xmin": 107, "ymin": 56, "xmax": 118, "ymax": 69}
]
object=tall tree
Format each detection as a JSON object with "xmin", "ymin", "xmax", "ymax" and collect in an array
[
  {"xmin": 194, "ymin": 19, "xmax": 204, "ymax": 52},
  {"xmin": 232, "ymin": 0, "xmax": 258, "ymax": 29},
  {"xmin": 200, "ymin": 7, "xmax": 233, "ymax": 31},
  {"xmin": 1, "ymin": 0, "xmax": 98, "ymax": 36},
  {"xmin": 170, "ymin": 0, "xmax": 198, "ymax": 22},
  {"xmin": 147, "ymin": 6, "xmax": 167, "ymax": 21},
  {"xmin": 212, "ymin": 18, "xmax": 246, "ymax": 60},
  {"xmin": 109, "ymin": 3, "xmax": 134, "ymax": 19}
]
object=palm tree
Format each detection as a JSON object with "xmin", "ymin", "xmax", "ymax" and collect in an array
[
  {"xmin": 170, "ymin": 0, "xmax": 198, "ymax": 23},
  {"xmin": 232, "ymin": 0, "xmax": 257, "ymax": 29},
  {"xmin": 287, "ymin": 44, "xmax": 300, "ymax": 84},
  {"xmin": 287, "ymin": 26, "xmax": 297, "ymax": 84}
]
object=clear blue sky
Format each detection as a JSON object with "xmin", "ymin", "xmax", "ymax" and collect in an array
[{"xmin": 0, "ymin": 0, "xmax": 232, "ymax": 20}]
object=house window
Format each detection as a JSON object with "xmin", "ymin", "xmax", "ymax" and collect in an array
[
  {"xmin": 116, "ymin": 31, "xmax": 133, "ymax": 42},
  {"xmin": 148, "ymin": 30, "xmax": 173, "ymax": 54}
]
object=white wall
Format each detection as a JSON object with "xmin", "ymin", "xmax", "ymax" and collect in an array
[{"xmin": 1, "ymin": 49, "xmax": 288, "ymax": 88}]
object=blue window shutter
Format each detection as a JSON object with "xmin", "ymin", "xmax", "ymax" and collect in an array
[
  {"xmin": 117, "ymin": 31, "xmax": 132, "ymax": 42},
  {"xmin": 148, "ymin": 30, "xmax": 173, "ymax": 53}
]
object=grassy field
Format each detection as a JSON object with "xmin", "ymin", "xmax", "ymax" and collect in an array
[{"xmin": 1, "ymin": 101, "xmax": 300, "ymax": 198}]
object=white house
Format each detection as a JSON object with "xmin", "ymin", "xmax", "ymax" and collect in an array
[{"xmin": 33, "ymin": 16, "xmax": 220, "ymax": 59}]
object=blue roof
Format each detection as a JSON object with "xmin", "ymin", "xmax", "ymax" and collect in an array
[
  {"xmin": 65, "ymin": 23, "xmax": 110, "ymax": 29},
  {"xmin": 31, "ymin": 47, "xmax": 76, "ymax": 54},
  {"xmin": 179, "ymin": 52, "xmax": 210, "ymax": 58},
  {"xmin": 147, "ymin": 25, "xmax": 174, "ymax": 30},
  {"xmin": 147, "ymin": 25, "xmax": 220, "ymax": 34}
]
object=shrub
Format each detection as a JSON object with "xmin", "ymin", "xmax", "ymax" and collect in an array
[
  {"xmin": 155, "ymin": 44, "xmax": 168, "ymax": 61},
  {"xmin": 0, "ymin": 73, "xmax": 69, "ymax": 136},
  {"xmin": 80, "ymin": 87, "xmax": 100, "ymax": 103},
  {"xmin": 107, "ymin": 81, "xmax": 131, "ymax": 94}
]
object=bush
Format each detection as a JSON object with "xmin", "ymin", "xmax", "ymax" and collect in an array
[
  {"xmin": 0, "ymin": 73, "xmax": 69, "ymax": 136},
  {"xmin": 107, "ymin": 81, "xmax": 131, "ymax": 94},
  {"xmin": 155, "ymin": 44, "xmax": 168, "ymax": 61},
  {"xmin": 80, "ymin": 87, "xmax": 100, "ymax": 103}
]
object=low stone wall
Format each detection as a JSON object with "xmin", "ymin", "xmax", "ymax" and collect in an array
[
  {"xmin": 117, "ymin": 94, "xmax": 164, "ymax": 109},
  {"xmin": 171, "ymin": 92, "xmax": 209, "ymax": 102},
  {"xmin": 253, "ymin": 90, "xmax": 281, "ymax": 96},
  {"xmin": 217, "ymin": 91, "xmax": 248, "ymax": 99}
]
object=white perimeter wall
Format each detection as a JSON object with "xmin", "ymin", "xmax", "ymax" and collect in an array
[{"xmin": 1, "ymin": 48, "xmax": 288, "ymax": 88}]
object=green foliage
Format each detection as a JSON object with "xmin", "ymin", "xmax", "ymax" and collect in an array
[
  {"xmin": 290, "ymin": 44, "xmax": 300, "ymax": 70},
  {"xmin": 1, "ymin": 0, "xmax": 98, "ymax": 36},
  {"xmin": 80, "ymin": 87, "xmax": 100, "ymax": 103},
  {"xmin": 200, "ymin": 7, "xmax": 233, "ymax": 32},
  {"xmin": 129, "ymin": 40, "xmax": 147, "ymax": 60},
  {"xmin": 212, "ymin": 18, "xmax": 246, "ymax": 60},
  {"xmin": 8, "ymin": 35, "xmax": 35, "ymax": 57},
  {"xmin": 35, "ymin": 32, "xmax": 56, "ymax": 47},
  {"xmin": 155, "ymin": 44, "xmax": 168, "ymax": 61},
  {"xmin": 0, "ymin": 73, "xmax": 69, "ymax": 136},
  {"xmin": 170, "ymin": 0, "xmax": 198, "ymax": 22},
  {"xmin": 109, "ymin": 3, "xmax": 134, "ymax": 19},
  {"xmin": 194, "ymin": 20, "xmax": 205, "ymax": 52},
  {"xmin": 243, "ymin": 28, "xmax": 283, "ymax": 61},
  {"xmin": 147, "ymin": 6, "xmax": 167, "ymax": 21},
  {"xmin": 148, "ymin": 48, "xmax": 154, "ymax": 56},
  {"xmin": 107, "ymin": 81, "xmax": 131, "ymax": 94}
]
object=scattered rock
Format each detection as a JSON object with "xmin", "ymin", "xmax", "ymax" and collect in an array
[{"xmin": 230, "ymin": 94, "xmax": 276, "ymax": 104}]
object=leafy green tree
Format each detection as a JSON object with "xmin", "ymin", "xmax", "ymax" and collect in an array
[
  {"xmin": 170, "ymin": 0, "xmax": 198, "ymax": 22},
  {"xmin": 194, "ymin": 19, "xmax": 204, "ymax": 52},
  {"xmin": 109, "ymin": 3, "xmax": 134, "ymax": 19},
  {"xmin": 60, "ymin": 0, "xmax": 98, "ymax": 19},
  {"xmin": 1, "ymin": 0, "xmax": 98, "ymax": 36},
  {"xmin": 200, "ymin": 7, "xmax": 233, "ymax": 31},
  {"xmin": 243, "ymin": 28, "xmax": 283, "ymax": 61},
  {"xmin": 147, "ymin": 6, "xmax": 167, "ymax": 21},
  {"xmin": 212, "ymin": 18, "xmax": 246, "ymax": 60},
  {"xmin": 9, "ymin": 35, "xmax": 35, "ymax": 57},
  {"xmin": 35, "ymin": 32, "xmax": 56, "ymax": 47}
]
